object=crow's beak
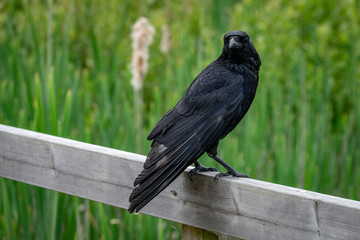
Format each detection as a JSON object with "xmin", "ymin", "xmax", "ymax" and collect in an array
[{"xmin": 229, "ymin": 38, "xmax": 243, "ymax": 50}]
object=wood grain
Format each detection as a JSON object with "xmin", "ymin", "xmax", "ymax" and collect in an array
[{"xmin": 0, "ymin": 124, "xmax": 359, "ymax": 240}]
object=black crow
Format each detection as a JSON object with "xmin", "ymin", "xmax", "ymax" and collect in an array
[{"xmin": 128, "ymin": 31, "xmax": 261, "ymax": 213}]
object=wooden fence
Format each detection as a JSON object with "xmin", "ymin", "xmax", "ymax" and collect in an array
[{"xmin": 0, "ymin": 124, "xmax": 359, "ymax": 240}]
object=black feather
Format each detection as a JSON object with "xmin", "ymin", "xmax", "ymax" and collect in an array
[{"xmin": 128, "ymin": 31, "xmax": 261, "ymax": 213}]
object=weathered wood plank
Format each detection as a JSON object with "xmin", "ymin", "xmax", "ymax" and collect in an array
[{"xmin": 0, "ymin": 124, "xmax": 359, "ymax": 240}]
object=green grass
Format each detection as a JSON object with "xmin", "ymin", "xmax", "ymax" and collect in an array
[{"xmin": 1, "ymin": 0, "xmax": 360, "ymax": 239}]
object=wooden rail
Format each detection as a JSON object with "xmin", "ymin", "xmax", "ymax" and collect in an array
[{"xmin": 0, "ymin": 124, "xmax": 359, "ymax": 240}]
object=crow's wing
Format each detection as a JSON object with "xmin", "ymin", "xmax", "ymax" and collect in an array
[{"xmin": 128, "ymin": 61, "xmax": 255, "ymax": 213}]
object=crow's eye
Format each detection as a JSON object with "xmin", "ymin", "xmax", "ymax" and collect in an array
[{"xmin": 243, "ymin": 38, "xmax": 249, "ymax": 43}]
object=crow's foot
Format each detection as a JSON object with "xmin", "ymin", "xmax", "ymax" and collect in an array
[
  {"xmin": 214, "ymin": 171, "xmax": 250, "ymax": 181},
  {"xmin": 188, "ymin": 162, "xmax": 218, "ymax": 182}
]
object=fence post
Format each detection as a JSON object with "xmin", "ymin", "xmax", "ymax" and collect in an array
[{"xmin": 182, "ymin": 225, "xmax": 244, "ymax": 240}]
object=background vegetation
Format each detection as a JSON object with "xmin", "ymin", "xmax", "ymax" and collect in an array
[{"xmin": 0, "ymin": 0, "xmax": 359, "ymax": 239}]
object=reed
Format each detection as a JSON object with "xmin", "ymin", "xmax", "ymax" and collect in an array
[{"xmin": 130, "ymin": 17, "xmax": 155, "ymax": 154}]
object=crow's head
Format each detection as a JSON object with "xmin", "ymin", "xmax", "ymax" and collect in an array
[{"xmin": 222, "ymin": 31, "xmax": 261, "ymax": 71}]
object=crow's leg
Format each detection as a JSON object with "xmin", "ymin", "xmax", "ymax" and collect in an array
[
  {"xmin": 188, "ymin": 160, "xmax": 218, "ymax": 182},
  {"xmin": 207, "ymin": 153, "xmax": 250, "ymax": 181}
]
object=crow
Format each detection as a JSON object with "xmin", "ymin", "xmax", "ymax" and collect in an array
[{"xmin": 128, "ymin": 31, "xmax": 261, "ymax": 213}]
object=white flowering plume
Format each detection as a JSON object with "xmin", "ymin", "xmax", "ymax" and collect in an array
[
  {"xmin": 130, "ymin": 17, "xmax": 155, "ymax": 91},
  {"xmin": 160, "ymin": 24, "xmax": 171, "ymax": 53}
]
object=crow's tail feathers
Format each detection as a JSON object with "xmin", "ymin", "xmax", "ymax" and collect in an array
[
  {"xmin": 128, "ymin": 134, "xmax": 203, "ymax": 213},
  {"xmin": 128, "ymin": 112, "xmax": 226, "ymax": 213}
]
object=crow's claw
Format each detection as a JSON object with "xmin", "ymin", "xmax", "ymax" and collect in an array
[
  {"xmin": 214, "ymin": 171, "xmax": 250, "ymax": 181},
  {"xmin": 188, "ymin": 166, "xmax": 218, "ymax": 182}
]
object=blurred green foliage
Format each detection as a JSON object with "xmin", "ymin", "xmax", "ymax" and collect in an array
[{"xmin": 0, "ymin": 0, "xmax": 359, "ymax": 239}]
